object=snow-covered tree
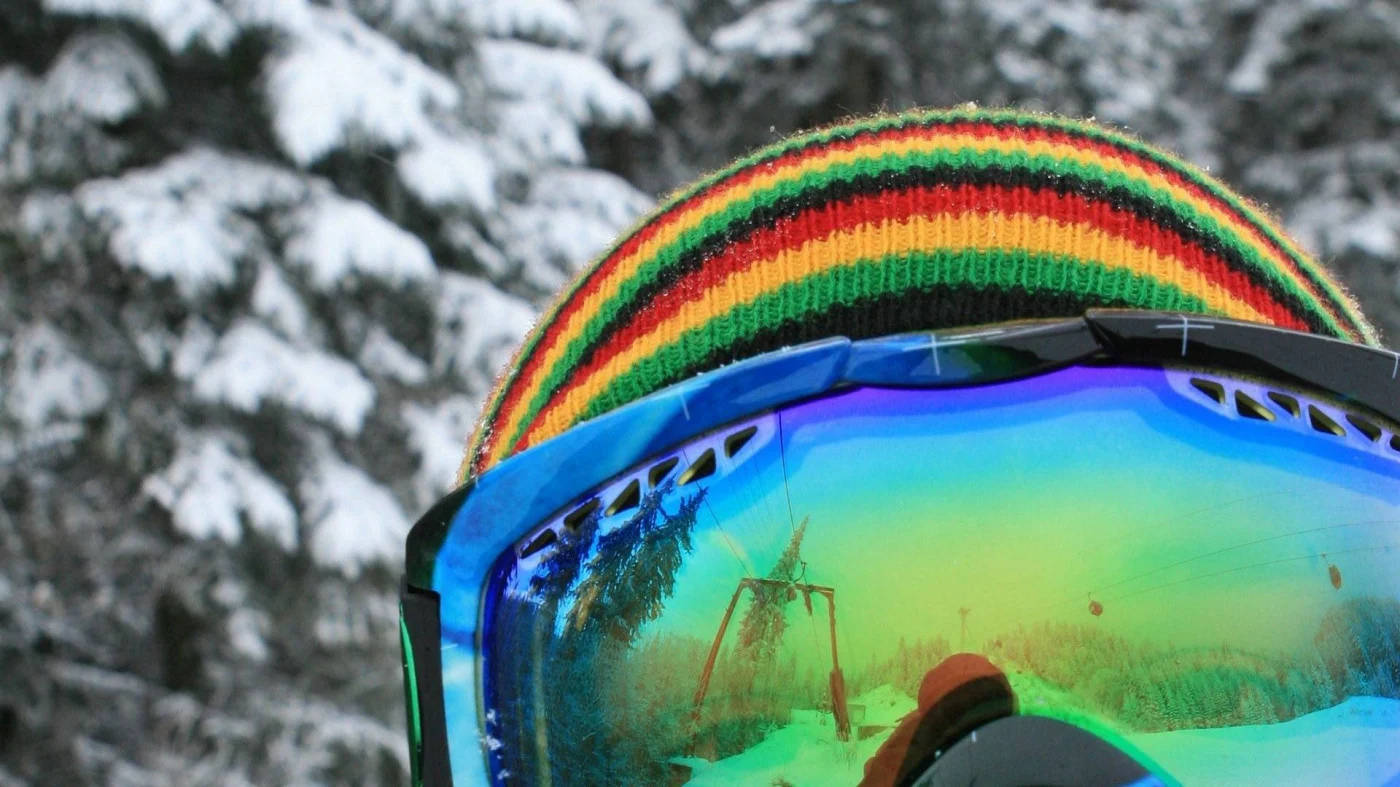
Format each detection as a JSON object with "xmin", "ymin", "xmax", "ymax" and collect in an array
[{"xmin": 0, "ymin": 1, "xmax": 650, "ymax": 782}]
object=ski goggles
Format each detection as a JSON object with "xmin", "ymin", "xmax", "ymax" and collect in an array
[{"xmin": 401, "ymin": 310, "xmax": 1400, "ymax": 787}]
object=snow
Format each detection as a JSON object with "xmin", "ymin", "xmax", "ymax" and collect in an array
[
  {"xmin": 358, "ymin": 326, "xmax": 429, "ymax": 385},
  {"xmin": 432, "ymin": 273, "xmax": 534, "ymax": 394},
  {"xmin": 994, "ymin": 49, "xmax": 1051, "ymax": 88},
  {"xmin": 477, "ymin": 40, "xmax": 652, "ymax": 130},
  {"xmin": 492, "ymin": 98, "xmax": 587, "ymax": 166},
  {"xmin": 463, "ymin": 0, "xmax": 584, "ymax": 45},
  {"xmin": 18, "ymin": 193, "xmax": 84, "ymax": 263},
  {"xmin": 1129, "ymin": 697, "xmax": 1400, "ymax": 785},
  {"xmin": 579, "ymin": 0, "xmax": 711, "ymax": 95},
  {"xmin": 441, "ymin": 219, "xmax": 513, "ymax": 279},
  {"xmin": 142, "ymin": 431, "xmax": 298, "ymax": 550},
  {"xmin": 0, "ymin": 422, "xmax": 85, "ymax": 468},
  {"xmin": 498, "ymin": 167, "xmax": 652, "ymax": 281},
  {"xmin": 284, "ymin": 191, "xmax": 435, "ymax": 291},
  {"xmin": 396, "ymin": 130, "xmax": 497, "ymax": 212},
  {"xmin": 678, "ymin": 693, "xmax": 1400, "ymax": 786},
  {"xmin": 49, "ymin": 660, "xmax": 148, "ymax": 696},
  {"xmin": 674, "ymin": 685, "xmax": 913, "ymax": 785},
  {"xmin": 78, "ymin": 150, "xmax": 432, "ymax": 300},
  {"xmin": 312, "ymin": 584, "xmax": 399, "ymax": 647},
  {"xmin": 222, "ymin": 0, "xmax": 313, "ymax": 32},
  {"xmin": 1266, "ymin": 144, "xmax": 1400, "ymax": 262},
  {"xmin": 401, "ymin": 395, "xmax": 478, "ymax": 505},
  {"xmin": 250, "ymin": 263, "xmax": 312, "ymax": 340},
  {"xmin": 132, "ymin": 327, "xmax": 173, "ymax": 371},
  {"xmin": 264, "ymin": 5, "xmax": 458, "ymax": 166},
  {"xmin": 88, "ymin": 191, "xmax": 246, "ymax": 295},
  {"xmin": 41, "ymin": 32, "xmax": 165, "ymax": 123},
  {"xmin": 171, "ymin": 319, "xmax": 217, "ymax": 380},
  {"xmin": 678, "ymin": 709, "xmax": 883, "ymax": 786},
  {"xmin": 227, "ymin": 608, "xmax": 271, "ymax": 663},
  {"xmin": 43, "ymin": 0, "xmax": 238, "ymax": 54},
  {"xmin": 270, "ymin": 696, "xmax": 410, "ymax": 778},
  {"xmin": 849, "ymin": 683, "xmax": 917, "ymax": 727},
  {"xmin": 1344, "ymin": 203, "xmax": 1400, "ymax": 259},
  {"xmin": 191, "ymin": 319, "xmax": 375, "ymax": 435},
  {"xmin": 1225, "ymin": 2, "xmax": 1349, "ymax": 94},
  {"xmin": 299, "ymin": 441, "xmax": 409, "ymax": 575},
  {"xmin": 75, "ymin": 149, "xmax": 305, "ymax": 297},
  {"xmin": 362, "ymin": 0, "xmax": 583, "ymax": 45},
  {"xmin": 5, "ymin": 324, "xmax": 110, "ymax": 428},
  {"xmin": 540, "ymin": 168, "xmax": 652, "ymax": 248},
  {"xmin": 711, "ymin": 0, "xmax": 827, "ymax": 59}
]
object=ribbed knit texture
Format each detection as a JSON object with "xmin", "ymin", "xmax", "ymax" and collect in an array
[{"xmin": 462, "ymin": 108, "xmax": 1378, "ymax": 480}]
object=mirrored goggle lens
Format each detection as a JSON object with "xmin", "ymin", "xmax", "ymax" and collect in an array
[{"xmin": 462, "ymin": 365, "xmax": 1400, "ymax": 785}]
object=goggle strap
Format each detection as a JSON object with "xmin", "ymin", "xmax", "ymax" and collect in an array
[{"xmin": 401, "ymin": 580, "xmax": 452, "ymax": 787}]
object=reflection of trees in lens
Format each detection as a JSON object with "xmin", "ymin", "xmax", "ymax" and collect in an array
[
  {"xmin": 1315, "ymin": 596, "xmax": 1400, "ymax": 699},
  {"xmin": 494, "ymin": 482, "xmax": 708, "ymax": 785},
  {"xmin": 531, "ymin": 505, "xmax": 601, "ymax": 624},
  {"xmin": 736, "ymin": 518, "xmax": 808, "ymax": 664},
  {"xmin": 565, "ymin": 482, "xmax": 703, "ymax": 644},
  {"xmin": 691, "ymin": 520, "xmax": 821, "ymax": 761},
  {"xmin": 493, "ymin": 485, "xmax": 1400, "ymax": 783},
  {"xmin": 833, "ymin": 596, "xmax": 1400, "ymax": 749},
  {"xmin": 850, "ymin": 636, "xmax": 952, "ymax": 700}
]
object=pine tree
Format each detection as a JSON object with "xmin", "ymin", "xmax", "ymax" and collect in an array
[
  {"xmin": 565, "ymin": 483, "xmax": 703, "ymax": 645},
  {"xmin": 735, "ymin": 517, "xmax": 808, "ymax": 665},
  {"xmin": 0, "ymin": 1, "xmax": 651, "ymax": 782}
]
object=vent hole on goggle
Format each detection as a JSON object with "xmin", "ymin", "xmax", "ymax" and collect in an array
[
  {"xmin": 1268, "ymin": 391, "xmax": 1301, "ymax": 418},
  {"xmin": 605, "ymin": 479, "xmax": 641, "ymax": 516},
  {"xmin": 1233, "ymin": 390, "xmax": 1274, "ymax": 422},
  {"xmin": 648, "ymin": 457, "xmax": 680, "ymax": 487},
  {"xmin": 1391, "ymin": 434, "xmax": 1400, "ymax": 453},
  {"xmin": 724, "ymin": 425, "xmax": 758, "ymax": 458},
  {"xmin": 1308, "ymin": 405, "xmax": 1346, "ymax": 438},
  {"xmin": 1189, "ymin": 377, "xmax": 1226, "ymax": 405},
  {"xmin": 520, "ymin": 528, "xmax": 558, "ymax": 558},
  {"xmin": 677, "ymin": 448, "xmax": 716, "ymax": 486},
  {"xmin": 562, "ymin": 499, "xmax": 600, "ymax": 531},
  {"xmin": 1347, "ymin": 414, "xmax": 1383, "ymax": 443}
]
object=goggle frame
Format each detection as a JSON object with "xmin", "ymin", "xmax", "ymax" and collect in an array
[{"xmin": 401, "ymin": 309, "xmax": 1400, "ymax": 786}]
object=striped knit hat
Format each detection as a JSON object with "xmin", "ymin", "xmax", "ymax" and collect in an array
[{"xmin": 463, "ymin": 108, "xmax": 1377, "ymax": 479}]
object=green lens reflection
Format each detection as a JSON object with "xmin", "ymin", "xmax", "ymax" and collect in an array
[{"xmin": 474, "ymin": 366, "xmax": 1400, "ymax": 786}]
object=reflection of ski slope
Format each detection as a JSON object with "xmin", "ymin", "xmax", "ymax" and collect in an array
[
  {"xmin": 677, "ymin": 692, "xmax": 1400, "ymax": 786},
  {"xmin": 674, "ymin": 686, "xmax": 913, "ymax": 786},
  {"xmin": 674, "ymin": 710, "xmax": 881, "ymax": 786},
  {"xmin": 849, "ymin": 683, "xmax": 917, "ymax": 727},
  {"xmin": 1128, "ymin": 697, "xmax": 1400, "ymax": 785}
]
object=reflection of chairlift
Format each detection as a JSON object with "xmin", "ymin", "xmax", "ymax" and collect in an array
[{"xmin": 691, "ymin": 577, "xmax": 851, "ymax": 741}]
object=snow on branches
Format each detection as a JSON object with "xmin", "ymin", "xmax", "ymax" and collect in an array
[
  {"xmin": 73, "ymin": 149, "xmax": 303, "ymax": 296},
  {"xmin": 283, "ymin": 190, "xmax": 435, "ymax": 290},
  {"xmin": 265, "ymin": 5, "xmax": 459, "ymax": 167},
  {"xmin": 191, "ymin": 319, "xmax": 376, "ymax": 435},
  {"xmin": 142, "ymin": 431, "xmax": 298, "ymax": 550},
  {"xmin": 299, "ymin": 439, "xmax": 409, "ymax": 575},
  {"xmin": 4, "ymin": 324, "xmax": 111, "ymax": 429}
]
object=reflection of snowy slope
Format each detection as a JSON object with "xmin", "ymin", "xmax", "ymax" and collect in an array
[
  {"xmin": 677, "ymin": 693, "xmax": 1400, "ymax": 786},
  {"xmin": 850, "ymin": 683, "xmax": 917, "ymax": 727},
  {"xmin": 675, "ymin": 710, "xmax": 879, "ymax": 786},
  {"xmin": 1129, "ymin": 697, "xmax": 1400, "ymax": 785},
  {"xmin": 675, "ymin": 686, "xmax": 912, "ymax": 786}
]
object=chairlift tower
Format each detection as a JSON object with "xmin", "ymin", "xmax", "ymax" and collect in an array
[{"xmin": 691, "ymin": 577, "xmax": 851, "ymax": 741}]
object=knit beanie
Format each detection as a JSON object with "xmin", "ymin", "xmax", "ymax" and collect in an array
[{"xmin": 463, "ymin": 108, "xmax": 1377, "ymax": 479}]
